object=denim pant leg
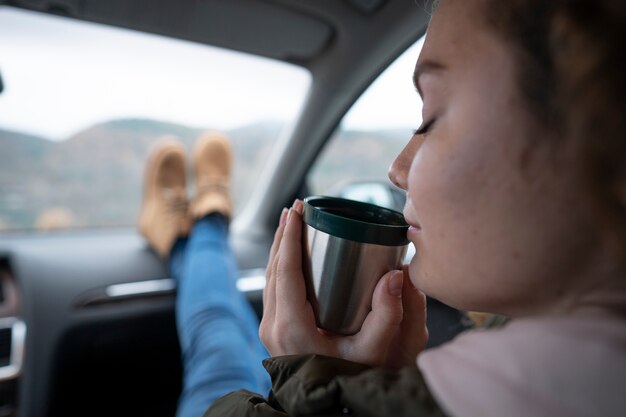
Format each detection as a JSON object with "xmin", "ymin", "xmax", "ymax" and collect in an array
[{"xmin": 170, "ymin": 215, "xmax": 271, "ymax": 417}]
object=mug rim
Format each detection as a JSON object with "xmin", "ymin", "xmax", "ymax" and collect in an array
[{"xmin": 303, "ymin": 195, "xmax": 409, "ymax": 246}]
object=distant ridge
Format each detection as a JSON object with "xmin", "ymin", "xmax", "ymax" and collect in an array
[
  {"xmin": 0, "ymin": 129, "xmax": 54, "ymax": 175},
  {"xmin": 0, "ymin": 118, "xmax": 283, "ymax": 230},
  {"xmin": 0, "ymin": 118, "xmax": 407, "ymax": 231}
]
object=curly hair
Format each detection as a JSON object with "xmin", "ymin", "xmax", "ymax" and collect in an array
[{"xmin": 485, "ymin": 0, "xmax": 626, "ymax": 267}]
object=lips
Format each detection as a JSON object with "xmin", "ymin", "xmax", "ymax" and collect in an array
[{"xmin": 402, "ymin": 209, "xmax": 421, "ymax": 230}]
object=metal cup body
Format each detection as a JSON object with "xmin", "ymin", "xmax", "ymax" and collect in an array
[{"xmin": 302, "ymin": 224, "xmax": 408, "ymax": 335}]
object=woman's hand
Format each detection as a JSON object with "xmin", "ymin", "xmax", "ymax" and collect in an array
[{"xmin": 259, "ymin": 200, "xmax": 428, "ymax": 368}]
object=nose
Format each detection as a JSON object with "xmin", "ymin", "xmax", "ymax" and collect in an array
[{"xmin": 388, "ymin": 135, "xmax": 420, "ymax": 191}]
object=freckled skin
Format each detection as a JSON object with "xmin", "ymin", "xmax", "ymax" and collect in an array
[{"xmin": 389, "ymin": 0, "xmax": 608, "ymax": 317}]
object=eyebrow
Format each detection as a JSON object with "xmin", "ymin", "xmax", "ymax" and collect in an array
[{"xmin": 413, "ymin": 60, "xmax": 446, "ymax": 98}]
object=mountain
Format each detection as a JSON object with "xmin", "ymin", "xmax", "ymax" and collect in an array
[
  {"xmin": 0, "ymin": 118, "xmax": 281, "ymax": 230},
  {"xmin": 0, "ymin": 118, "xmax": 408, "ymax": 231},
  {"xmin": 0, "ymin": 130, "xmax": 53, "ymax": 168}
]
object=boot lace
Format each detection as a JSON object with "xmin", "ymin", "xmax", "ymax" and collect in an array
[{"xmin": 161, "ymin": 188, "xmax": 189, "ymax": 217}]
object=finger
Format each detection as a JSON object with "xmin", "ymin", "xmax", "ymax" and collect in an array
[
  {"xmin": 267, "ymin": 201, "xmax": 298, "ymax": 279},
  {"xmin": 384, "ymin": 267, "xmax": 428, "ymax": 368},
  {"xmin": 353, "ymin": 270, "xmax": 404, "ymax": 362},
  {"xmin": 266, "ymin": 208, "xmax": 289, "ymax": 284},
  {"xmin": 399, "ymin": 266, "xmax": 428, "ymax": 349},
  {"xmin": 262, "ymin": 253, "xmax": 281, "ymax": 326},
  {"xmin": 268, "ymin": 208, "xmax": 289, "ymax": 267},
  {"xmin": 263, "ymin": 208, "xmax": 288, "ymax": 317},
  {"xmin": 293, "ymin": 198, "xmax": 304, "ymax": 215},
  {"xmin": 275, "ymin": 202, "xmax": 309, "ymax": 318}
]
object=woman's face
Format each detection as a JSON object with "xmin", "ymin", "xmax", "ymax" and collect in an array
[{"xmin": 389, "ymin": 0, "xmax": 597, "ymax": 316}]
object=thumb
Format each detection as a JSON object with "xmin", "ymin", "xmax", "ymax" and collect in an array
[{"xmin": 354, "ymin": 270, "xmax": 404, "ymax": 358}]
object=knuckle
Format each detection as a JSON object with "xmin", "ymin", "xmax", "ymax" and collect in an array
[
  {"xmin": 381, "ymin": 305, "xmax": 403, "ymax": 326},
  {"xmin": 259, "ymin": 322, "xmax": 276, "ymax": 348},
  {"xmin": 259, "ymin": 321, "xmax": 289, "ymax": 351},
  {"xmin": 259, "ymin": 325, "xmax": 269, "ymax": 345}
]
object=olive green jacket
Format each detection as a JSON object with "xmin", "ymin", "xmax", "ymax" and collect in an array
[{"xmin": 204, "ymin": 354, "xmax": 447, "ymax": 417}]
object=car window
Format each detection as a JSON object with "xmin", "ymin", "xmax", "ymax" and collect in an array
[
  {"xmin": 0, "ymin": 7, "xmax": 310, "ymax": 232},
  {"xmin": 307, "ymin": 38, "xmax": 424, "ymax": 209}
]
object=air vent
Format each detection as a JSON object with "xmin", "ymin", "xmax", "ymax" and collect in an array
[
  {"xmin": 0, "ymin": 318, "xmax": 26, "ymax": 381},
  {"xmin": 0, "ymin": 258, "xmax": 9, "ymax": 303},
  {"xmin": 0, "ymin": 328, "xmax": 10, "ymax": 367}
]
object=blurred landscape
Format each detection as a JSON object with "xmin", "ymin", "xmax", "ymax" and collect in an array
[{"xmin": 0, "ymin": 118, "xmax": 408, "ymax": 232}]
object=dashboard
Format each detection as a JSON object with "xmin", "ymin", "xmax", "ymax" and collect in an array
[{"xmin": 0, "ymin": 229, "xmax": 268, "ymax": 417}]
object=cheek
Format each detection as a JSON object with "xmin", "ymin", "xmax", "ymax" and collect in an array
[
  {"xmin": 406, "ymin": 131, "xmax": 489, "ymax": 282},
  {"xmin": 408, "ymin": 116, "xmax": 496, "ymax": 238},
  {"xmin": 405, "ymin": 120, "xmax": 530, "ymax": 309}
]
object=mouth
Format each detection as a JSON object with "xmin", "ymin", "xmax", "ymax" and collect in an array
[
  {"xmin": 406, "ymin": 224, "xmax": 421, "ymax": 241},
  {"xmin": 402, "ymin": 209, "xmax": 421, "ymax": 230}
]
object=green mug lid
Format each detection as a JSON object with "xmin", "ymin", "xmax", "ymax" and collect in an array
[{"xmin": 303, "ymin": 196, "xmax": 409, "ymax": 246}]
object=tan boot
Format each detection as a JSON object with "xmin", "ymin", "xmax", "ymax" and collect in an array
[
  {"xmin": 138, "ymin": 138, "xmax": 191, "ymax": 258},
  {"xmin": 190, "ymin": 132, "xmax": 233, "ymax": 220}
]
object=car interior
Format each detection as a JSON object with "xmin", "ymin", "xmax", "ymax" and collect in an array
[{"xmin": 0, "ymin": 1, "xmax": 470, "ymax": 416}]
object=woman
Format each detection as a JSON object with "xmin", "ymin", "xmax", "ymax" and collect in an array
[
  {"xmin": 206, "ymin": 0, "xmax": 626, "ymax": 416},
  {"xmin": 139, "ymin": 0, "xmax": 625, "ymax": 415}
]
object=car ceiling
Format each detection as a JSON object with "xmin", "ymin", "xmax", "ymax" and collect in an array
[
  {"xmin": 5, "ymin": 0, "xmax": 418, "ymax": 66},
  {"xmin": 1, "ymin": 0, "xmax": 430, "ymax": 233}
]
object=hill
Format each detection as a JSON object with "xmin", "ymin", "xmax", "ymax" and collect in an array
[{"xmin": 0, "ymin": 118, "xmax": 407, "ymax": 231}]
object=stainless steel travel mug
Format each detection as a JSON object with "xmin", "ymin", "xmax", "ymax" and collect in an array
[{"xmin": 302, "ymin": 196, "xmax": 409, "ymax": 335}]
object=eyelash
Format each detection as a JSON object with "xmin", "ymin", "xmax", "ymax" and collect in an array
[{"xmin": 413, "ymin": 119, "xmax": 435, "ymax": 136}]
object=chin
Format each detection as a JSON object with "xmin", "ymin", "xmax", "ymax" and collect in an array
[
  {"xmin": 407, "ymin": 257, "xmax": 427, "ymax": 291},
  {"xmin": 408, "ymin": 260, "xmax": 463, "ymax": 309}
]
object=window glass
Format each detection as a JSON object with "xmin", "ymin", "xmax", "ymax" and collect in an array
[
  {"xmin": 0, "ymin": 7, "xmax": 310, "ymax": 232},
  {"xmin": 307, "ymin": 38, "xmax": 424, "ymax": 209}
]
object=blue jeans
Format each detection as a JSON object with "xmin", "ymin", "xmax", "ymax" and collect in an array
[{"xmin": 170, "ymin": 214, "xmax": 271, "ymax": 417}]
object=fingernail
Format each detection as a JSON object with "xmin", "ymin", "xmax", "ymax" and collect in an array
[
  {"xmin": 388, "ymin": 271, "xmax": 403, "ymax": 297},
  {"xmin": 279, "ymin": 208, "xmax": 288, "ymax": 226},
  {"xmin": 294, "ymin": 199, "xmax": 304, "ymax": 214},
  {"xmin": 287, "ymin": 208, "xmax": 293, "ymax": 222}
]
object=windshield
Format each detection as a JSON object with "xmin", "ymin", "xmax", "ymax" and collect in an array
[{"xmin": 0, "ymin": 7, "xmax": 310, "ymax": 232}]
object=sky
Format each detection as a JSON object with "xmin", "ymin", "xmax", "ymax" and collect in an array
[{"xmin": 0, "ymin": 6, "xmax": 423, "ymax": 141}]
